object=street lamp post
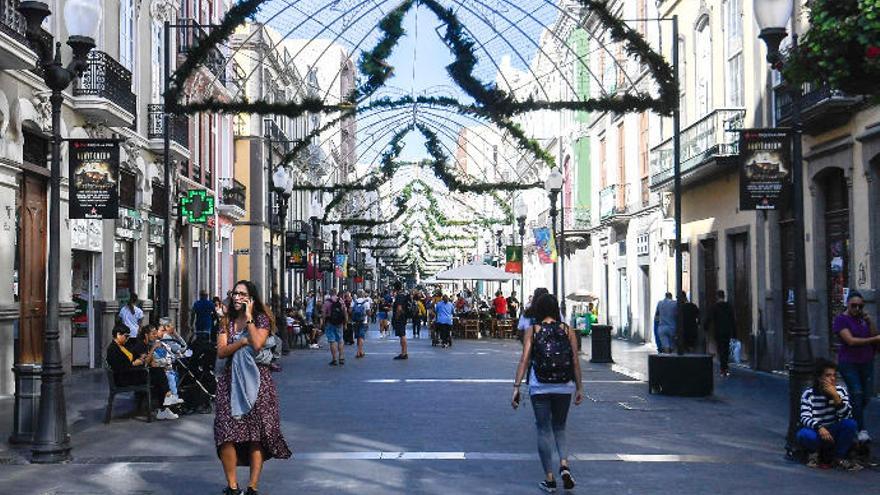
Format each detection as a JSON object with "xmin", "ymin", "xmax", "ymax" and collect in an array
[
  {"xmin": 18, "ymin": 0, "xmax": 102, "ymax": 463},
  {"xmin": 754, "ymin": 0, "xmax": 814, "ymax": 457},
  {"xmin": 516, "ymin": 202, "xmax": 528, "ymax": 316},
  {"xmin": 310, "ymin": 196, "xmax": 324, "ymax": 296},
  {"xmin": 331, "ymin": 230, "xmax": 338, "ymax": 293},
  {"xmin": 271, "ymin": 166, "xmax": 293, "ymax": 312},
  {"xmin": 544, "ymin": 168, "xmax": 564, "ymax": 301}
]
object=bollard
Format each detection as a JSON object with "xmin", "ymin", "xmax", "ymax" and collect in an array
[{"xmin": 589, "ymin": 325, "xmax": 614, "ymax": 363}]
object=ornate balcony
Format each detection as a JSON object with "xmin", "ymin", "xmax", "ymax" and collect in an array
[
  {"xmin": 650, "ymin": 108, "xmax": 745, "ymax": 191},
  {"xmin": 178, "ymin": 18, "xmax": 227, "ymax": 85},
  {"xmin": 0, "ymin": 0, "xmax": 36, "ymax": 69},
  {"xmin": 562, "ymin": 206, "xmax": 592, "ymax": 231},
  {"xmin": 264, "ymin": 119, "xmax": 292, "ymax": 154},
  {"xmin": 599, "ymin": 183, "xmax": 631, "ymax": 224},
  {"xmin": 72, "ymin": 50, "xmax": 136, "ymax": 127},
  {"xmin": 774, "ymin": 83, "xmax": 861, "ymax": 135},
  {"xmin": 219, "ymin": 179, "xmax": 247, "ymax": 219},
  {"xmin": 146, "ymin": 104, "xmax": 190, "ymax": 162}
]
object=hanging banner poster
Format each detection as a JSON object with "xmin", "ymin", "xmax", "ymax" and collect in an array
[
  {"xmin": 285, "ymin": 231, "xmax": 308, "ymax": 269},
  {"xmin": 334, "ymin": 254, "xmax": 348, "ymax": 279},
  {"xmin": 305, "ymin": 252, "xmax": 321, "ymax": 280},
  {"xmin": 739, "ymin": 129, "xmax": 791, "ymax": 211},
  {"xmin": 505, "ymin": 245, "xmax": 523, "ymax": 273},
  {"xmin": 69, "ymin": 139, "xmax": 119, "ymax": 219},
  {"xmin": 533, "ymin": 227, "xmax": 558, "ymax": 264},
  {"xmin": 318, "ymin": 250, "xmax": 334, "ymax": 272}
]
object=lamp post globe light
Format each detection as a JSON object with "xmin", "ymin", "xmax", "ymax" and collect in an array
[
  {"xmin": 515, "ymin": 201, "xmax": 528, "ymax": 315},
  {"xmin": 272, "ymin": 166, "xmax": 294, "ymax": 313},
  {"xmin": 16, "ymin": 0, "xmax": 102, "ymax": 463},
  {"xmin": 544, "ymin": 168, "xmax": 563, "ymax": 300},
  {"xmin": 754, "ymin": 0, "xmax": 813, "ymax": 458},
  {"xmin": 310, "ymin": 196, "xmax": 324, "ymax": 296}
]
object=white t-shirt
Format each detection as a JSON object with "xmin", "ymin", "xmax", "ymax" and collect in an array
[{"xmin": 119, "ymin": 304, "xmax": 144, "ymax": 337}]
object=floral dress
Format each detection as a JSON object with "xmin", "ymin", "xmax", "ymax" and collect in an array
[{"xmin": 214, "ymin": 313, "xmax": 291, "ymax": 465}]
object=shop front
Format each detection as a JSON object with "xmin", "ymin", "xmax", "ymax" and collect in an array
[
  {"xmin": 70, "ymin": 219, "xmax": 103, "ymax": 368},
  {"xmin": 147, "ymin": 215, "xmax": 165, "ymax": 322}
]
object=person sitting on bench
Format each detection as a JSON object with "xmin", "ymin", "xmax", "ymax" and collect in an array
[
  {"xmin": 797, "ymin": 358, "xmax": 860, "ymax": 470},
  {"xmin": 106, "ymin": 324, "xmax": 176, "ymax": 420}
]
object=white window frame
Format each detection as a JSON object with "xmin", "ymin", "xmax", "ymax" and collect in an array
[
  {"xmin": 119, "ymin": 0, "xmax": 135, "ymax": 71},
  {"xmin": 694, "ymin": 17, "xmax": 712, "ymax": 120},
  {"xmin": 724, "ymin": 0, "xmax": 744, "ymax": 107}
]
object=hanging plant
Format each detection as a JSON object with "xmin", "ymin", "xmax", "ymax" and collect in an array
[{"xmin": 783, "ymin": 0, "xmax": 880, "ymax": 96}]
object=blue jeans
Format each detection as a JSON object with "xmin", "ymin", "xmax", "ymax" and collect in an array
[
  {"xmin": 325, "ymin": 324, "xmax": 342, "ymax": 343},
  {"xmin": 165, "ymin": 369, "xmax": 178, "ymax": 396},
  {"xmin": 531, "ymin": 393, "xmax": 571, "ymax": 474},
  {"xmin": 838, "ymin": 360, "xmax": 874, "ymax": 430},
  {"xmin": 796, "ymin": 419, "xmax": 858, "ymax": 459}
]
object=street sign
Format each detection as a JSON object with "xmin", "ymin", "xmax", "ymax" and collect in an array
[
  {"xmin": 234, "ymin": 248, "xmax": 250, "ymax": 255},
  {"xmin": 179, "ymin": 189, "xmax": 215, "ymax": 223}
]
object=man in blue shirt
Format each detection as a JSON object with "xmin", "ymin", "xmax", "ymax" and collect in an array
[
  {"xmin": 434, "ymin": 294, "xmax": 454, "ymax": 348},
  {"xmin": 190, "ymin": 290, "xmax": 215, "ymax": 342}
]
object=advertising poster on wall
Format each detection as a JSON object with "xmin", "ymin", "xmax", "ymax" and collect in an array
[
  {"xmin": 286, "ymin": 231, "xmax": 308, "ymax": 269},
  {"xmin": 739, "ymin": 129, "xmax": 791, "ymax": 210},
  {"xmin": 69, "ymin": 139, "xmax": 119, "ymax": 219},
  {"xmin": 318, "ymin": 250, "xmax": 334, "ymax": 272}
]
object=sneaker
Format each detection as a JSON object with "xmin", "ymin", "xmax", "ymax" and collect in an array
[
  {"xmin": 223, "ymin": 487, "xmax": 241, "ymax": 495},
  {"xmin": 309, "ymin": 344, "xmax": 319, "ymax": 349},
  {"xmin": 244, "ymin": 487, "xmax": 259, "ymax": 495},
  {"xmin": 538, "ymin": 480, "xmax": 557, "ymax": 493},
  {"xmin": 806, "ymin": 453, "xmax": 820, "ymax": 468},
  {"xmin": 393, "ymin": 354, "xmax": 405, "ymax": 360},
  {"xmin": 858, "ymin": 430, "xmax": 871, "ymax": 443},
  {"xmin": 559, "ymin": 466, "xmax": 575, "ymax": 489},
  {"xmin": 329, "ymin": 360, "xmax": 338, "ymax": 366},
  {"xmin": 156, "ymin": 408, "xmax": 178, "ymax": 420},
  {"xmin": 163, "ymin": 395, "xmax": 174, "ymax": 406},
  {"xmin": 836, "ymin": 459, "xmax": 864, "ymax": 471},
  {"xmin": 170, "ymin": 394, "xmax": 184, "ymax": 405}
]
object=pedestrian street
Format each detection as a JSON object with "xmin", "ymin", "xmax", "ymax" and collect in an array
[{"xmin": 0, "ymin": 324, "xmax": 877, "ymax": 494}]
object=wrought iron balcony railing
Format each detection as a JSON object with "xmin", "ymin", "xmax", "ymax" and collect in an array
[
  {"xmin": 147, "ymin": 104, "xmax": 189, "ymax": 149},
  {"xmin": 599, "ymin": 183, "xmax": 630, "ymax": 220},
  {"xmin": 1, "ymin": 0, "xmax": 28, "ymax": 44},
  {"xmin": 562, "ymin": 206, "xmax": 592, "ymax": 230},
  {"xmin": 264, "ymin": 119, "xmax": 291, "ymax": 154},
  {"xmin": 177, "ymin": 18, "xmax": 227, "ymax": 84},
  {"xmin": 774, "ymin": 83, "xmax": 860, "ymax": 132},
  {"xmin": 650, "ymin": 108, "xmax": 745, "ymax": 187},
  {"xmin": 221, "ymin": 179, "xmax": 247, "ymax": 211},
  {"xmin": 73, "ymin": 50, "xmax": 137, "ymax": 118}
]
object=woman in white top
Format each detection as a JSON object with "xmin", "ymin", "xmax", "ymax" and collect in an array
[{"xmin": 512, "ymin": 293, "xmax": 584, "ymax": 493}]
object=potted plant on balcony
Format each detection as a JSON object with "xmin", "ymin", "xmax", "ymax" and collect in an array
[{"xmin": 783, "ymin": 0, "xmax": 880, "ymax": 97}]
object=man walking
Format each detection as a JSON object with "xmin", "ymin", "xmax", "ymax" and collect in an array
[
  {"xmin": 190, "ymin": 290, "xmax": 215, "ymax": 343},
  {"xmin": 680, "ymin": 291, "xmax": 700, "ymax": 353},
  {"xmin": 704, "ymin": 290, "xmax": 736, "ymax": 376},
  {"xmin": 323, "ymin": 290, "xmax": 348, "ymax": 366},
  {"xmin": 351, "ymin": 289, "xmax": 372, "ymax": 358},
  {"xmin": 654, "ymin": 292, "xmax": 677, "ymax": 353},
  {"xmin": 391, "ymin": 282, "xmax": 411, "ymax": 360}
]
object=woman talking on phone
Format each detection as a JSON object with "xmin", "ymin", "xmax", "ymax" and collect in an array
[
  {"xmin": 511, "ymin": 293, "xmax": 584, "ymax": 493},
  {"xmin": 214, "ymin": 280, "xmax": 290, "ymax": 495},
  {"xmin": 833, "ymin": 291, "xmax": 879, "ymax": 444}
]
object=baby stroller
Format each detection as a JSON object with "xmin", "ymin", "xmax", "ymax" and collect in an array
[{"xmin": 176, "ymin": 337, "xmax": 217, "ymax": 415}]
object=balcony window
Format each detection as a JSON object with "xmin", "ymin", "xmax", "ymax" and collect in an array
[
  {"xmin": 119, "ymin": 0, "xmax": 135, "ymax": 71},
  {"xmin": 22, "ymin": 129, "xmax": 47, "ymax": 168},
  {"xmin": 694, "ymin": 17, "xmax": 712, "ymax": 119},
  {"xmin": 119, "ymin": 169, "xmax": 136, "ymax": 209},
  {"xmin": 724, "ymin": 0, "xmax": 744, "ymax": 107},
  {"xmin": 151, "ymin": 181, "xmax": 167, "ymax": 217}
]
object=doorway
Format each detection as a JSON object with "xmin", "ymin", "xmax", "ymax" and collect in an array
[
  {"xmin": 18, "ymin": 173, "xmax": 47, "ymax": 364},
  {"xmin": 618, "ymin": 268, "xmax": 630, "ymax": 339},
  {"xmin": 820, "ymin": 168, "xmax": 850, "ymax": 348},
  {"xmin": 71, "ymin": 251, "xmax": 96, "ymax": 367},
  {"xmin": 729, "ymin": 232, "xmax": 753, "ymax": 362},
  {"xmin": 640, "ymin": 265, "xmax": 650, "ymax": 343},
  {"xmin": 699, "ymin": 238, "xmax": 718, "ymax": 353}
]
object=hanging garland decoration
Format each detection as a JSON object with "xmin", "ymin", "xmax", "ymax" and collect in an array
[
  {"xmin": 166, "ymin": 0, "xmax": 677, "ymax": 168},
  {"xmin": 399, "ymin": 179, "xmax": 506, "ymax": 229},
  {"xmin": 321, "ymin": 195, "xmax": 408, "ymax": 226}
]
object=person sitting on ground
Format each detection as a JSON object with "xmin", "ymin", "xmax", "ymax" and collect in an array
[
  {"xmin": 106, "ymin": 324, "xmax": 177, "ymax": 420},
  {"xmin": 797, "ymin": 358, "xmax": 861, "ymax": 470}
]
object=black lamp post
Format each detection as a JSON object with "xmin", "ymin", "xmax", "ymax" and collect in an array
[
  {"xmin": 271, "ymin": 166, "xmax": 293, "ymax": 312},
  {"xmin": 544, "ymin": 168, "xmax": 563, "ymax": 302},
  {"xmin": 18, "ymin": 0, "xmax": 101, "ymax": 463},
  {"xmin": 755, "ymin": 0, "xmax": 814, "ymax": 457},
  {"xmin": 516, "ymin": 203, "xmax": 527, "ymax": 317},
  {"xmin": 331, "ymin": 230, "xmax": 338, "ymax": 293}
]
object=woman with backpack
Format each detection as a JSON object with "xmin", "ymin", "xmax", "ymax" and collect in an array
[{"xmin": 511, "ymin": 293, "xmax": 584, "ymax": 493}]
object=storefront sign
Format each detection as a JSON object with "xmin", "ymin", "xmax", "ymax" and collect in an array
[
  {"xmin": 179, "ymin": 189, "xmax": 215, "ymax": 223},
  {"xmin": 739, "ymin": 129, "xmax": 791, "ymax": 211},
  {"xmin": 318, "ymin": 250, "xmax": 334, "ymax": 272},
  {"xmin": 148, "ymin": 216, "xmax": 165, "ymax": 245},
  {"xmin": 116, "ymin": 208, "xmax": 143, "ymax": 240},
  {"xmin": 70, "ymin": 218, "xmax": 103, "ymax": 252},
  {"xmin": 69, "ymin": 139, "xmax": 119, "ymax": 219},
  {"xmin": 285, "ymin": 231, "xmax": 308, "ymax": 269}
]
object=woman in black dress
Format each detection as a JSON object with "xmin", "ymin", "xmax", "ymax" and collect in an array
[{"xmin": 215, "ymin": 280, "xmax": 290, "ymax": 495}]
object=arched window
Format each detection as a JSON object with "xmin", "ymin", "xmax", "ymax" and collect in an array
[{"xmin": 694, "ymin": 16, "xmax": 712, "ymax": 119}]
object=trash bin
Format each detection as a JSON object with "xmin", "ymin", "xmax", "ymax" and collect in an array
[{"xmin": 589, "ymin": 325, "xmax": 614, "ymax": 363}]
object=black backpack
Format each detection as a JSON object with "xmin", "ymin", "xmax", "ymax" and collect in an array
[
  {"xmin": 328, "ymin": 299, "xmax": 346, "ymax": 325},
  {"xmin": 393, "ymin": 294, "xmax": 410, "ymax": 322},
  {"xmin": 530, "ymin": 322, "xmax": 574, "ymax": 383}
]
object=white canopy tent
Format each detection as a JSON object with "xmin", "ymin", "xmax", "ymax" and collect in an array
[{"xmin": 434, "ymin": 262, "xmax": 516, "ymax": 282}]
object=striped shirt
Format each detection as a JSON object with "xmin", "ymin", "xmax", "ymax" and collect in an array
[{"xmin": 800, "ymin": 385, "xmax": 852, "ymax": 430}]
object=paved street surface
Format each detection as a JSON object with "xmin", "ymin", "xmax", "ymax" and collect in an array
[{"xmin": 2, "ymin": 324, "xmax": 879, "ymax": 494}]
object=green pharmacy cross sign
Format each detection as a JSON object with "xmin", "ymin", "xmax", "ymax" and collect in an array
[{"xmin": 180, "ymin": 189, "xmax": 215, "ymax": 223}]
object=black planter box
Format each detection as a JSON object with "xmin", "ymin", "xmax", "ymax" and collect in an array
[
  {"xmin": 648, "ymin": 354, "xmax": 713, "ymax": 396},
  {"xmin": 590, "ymin": 325, "xmax": 614, "ymax": 363}
]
